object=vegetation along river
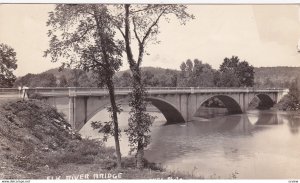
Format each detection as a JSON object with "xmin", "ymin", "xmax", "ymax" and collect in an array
[{"xmin": 79, "ymin": 106, "xmax": 300, "ymax": 179}]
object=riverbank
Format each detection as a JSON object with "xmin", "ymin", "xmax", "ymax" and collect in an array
[{"xmin": 0, "ymin": 99, "xmax": 201, "ymax": 179}]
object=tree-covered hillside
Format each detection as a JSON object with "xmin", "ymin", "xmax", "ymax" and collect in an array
[
  {"xmin": 254, "ymin": 67, "xmax": 300, "ymax": 88},
  {"xmin": 13, "ymin": 66, "xmax": 300, "ymax": 89}
]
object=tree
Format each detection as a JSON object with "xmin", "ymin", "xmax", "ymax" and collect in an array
[
  {"xmin": 14, "ymin": 73, "xmax": 35, "ymax": 87},
  {"xmin": 178, "ymin": 59, "xmax": 215, "ymax": 87},
  {"xmin": 13, "ymin": 73, "xmax": 57, "ymax": 87},
  {"xmin": 216, "ymin": 70, "xmax": 240, "ymax": 87},
  {"xmin": 289, "ymin": 78, "xmax": 300, "ymax": 101},
  {"xmin": 45, "ymin": 4, "xmax": 123, "ymax": 168},
  {"xmin": 276, "ymin": 79, "xmax": 299, "ymax": 111},
  {"xmin": 115, "ymin": 4, "xmax": 193, "ymax": 168},
  {"xmin": 218, "ymin": 56, "xmax": 254, "ymax": 87},
  {"xmin": 58, "ymin": 75, "xmax": 68, "ymax": 87},
  {"xmin": 180, "ymin": 62, "xmax": 187, "ymax": 77},
  {"xmin": 235, "ymin": 61, "xmax": 254, "ymax": 87},
  {"xmin": 142, "ymin": 70, "xmax": 159, "ymax": 86},
  {"xmin": 67, "ymin": 69, "xmax": 96, "ymax": 87},
  {"xmin": 170, "ymin": 73, "xmax": 178, "ymax": 87},
  {"xmin": 116, "ymin": 71, "xmax": 132, "ymax": 87},
  {"xmin": 31, "ymin": 73, "xmax": 57, "ymax": 87},
  {"xmin": 0, "ymin": 43, "xmax": 18, "ymax": 88},
  {"xmin": 186, "ymin": 59, "xmax": 193, "ymax": 76}
]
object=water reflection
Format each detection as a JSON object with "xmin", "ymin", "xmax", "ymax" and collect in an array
[
  {"xmin": 145, "ymin": 114, "xmax": 257, "ymax": 164},
  {"xmin": 144, "ymin": 110, "xmax": 300, "ymax": 178},
  {"xmin": 286, "ymin": 116, "xmax": 300, "ymax": 134},
  {"xmin": 253, "ymin": 111, "xmax": 283, "ymax": 125},
  {"xmin": 80, "ymin": 107, "xmax": 300, "ymax": 178}
]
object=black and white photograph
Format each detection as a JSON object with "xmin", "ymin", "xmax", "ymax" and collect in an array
[{"xmin": 0, "ymin": 2, "xmax": 300, "ymax": 180}]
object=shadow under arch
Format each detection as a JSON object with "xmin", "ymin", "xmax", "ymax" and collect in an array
[
  {"xmin": 84, "ymin": 96, "xmax": 185, "ymax": 128},
  {"xmin": 84, "ymin": 96, "xmax": 128, "ymax": 125},
  {"xmin": 255, "ymin": 94, "xmax": 275, "ymax": 109},
  {"xmin": 145, "ymin": 97, "xmax": 185, "ymax": 124},
  {"xmin": 195, "ymin": 95, "xmax": 243, "ymax": 117}
]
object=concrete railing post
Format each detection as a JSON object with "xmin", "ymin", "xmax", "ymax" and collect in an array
[{"xmin": 68, "ymin": 87, "xmax": 77, "ymax": 97}]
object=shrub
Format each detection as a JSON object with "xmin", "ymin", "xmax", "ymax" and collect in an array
[{"xmin": 276, "ymin": 94, "xmax": 299, "ymax": 111}]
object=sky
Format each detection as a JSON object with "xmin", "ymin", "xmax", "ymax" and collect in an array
[{"xmin": 1, "ymin": 4, "xmax": 300, "ymax": 76}]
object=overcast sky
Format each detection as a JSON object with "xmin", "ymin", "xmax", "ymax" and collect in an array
[{"xmin": 1, "ymin": 4, "xmax": 300, "ymax": 76}]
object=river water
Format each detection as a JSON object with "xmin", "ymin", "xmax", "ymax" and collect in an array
[{"xmin": 79, "ymin": 106, "xmax": 300, "ymax": 179}]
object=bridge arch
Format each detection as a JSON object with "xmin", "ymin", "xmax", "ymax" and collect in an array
[
  {"xmin": 195, "ymin": 95, "xmax": 243, "ymax": 117},
  {"xmin": 254, "ymin": 93, "xmax": 275, "ymax": 109},
  {"xmin": 85, "ymin": 96, "xmax": 127, "ymax": 125},
  {"xmin": 145, "ymin": 97, "xmax": 185, "ymax": 124},
  {"xmin": 249, "ymin": 93, "xmax": 276, "ymax": 109},
  {"xmin": 84, "ymin": 96, "xmax": 185, "ymax": 129}
]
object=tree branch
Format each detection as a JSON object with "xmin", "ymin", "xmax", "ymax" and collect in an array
[
  {"xmin": 132, "ymin": 17, "xmax": 142, "ymax": 45},
  {"xmin": 124, "ymin": 4, "xmax": 136, "ymax": 68},
  {"xmin": 141, "ymin": 9, "xmax": 166, "ymax": 45},
  {"xmin": 130, "ymin": 5, "xmax": 159, "ymax": 14},
  {"xmin": 117, "ymin": 26, "xmax": 126, "ymax": 40},
  {"xmin": 72, "ymin": 24, "xmax": 94, "ymax": 43},
  {"xmin": 137, "ymin": 8, "xmax": 166, "ymax": 67},
  {"xmin": 92, "ymin": 7, "xmax": 110, "ymax": 71}
]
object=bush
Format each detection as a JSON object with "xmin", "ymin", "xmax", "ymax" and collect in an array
[{"xmin": 275, "ymin": 94, "xmax": 300, "ymax": 111}]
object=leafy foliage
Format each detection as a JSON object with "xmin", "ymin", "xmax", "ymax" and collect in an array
[
  {"xmin": 91, "ymin": 104, "xmax": 123, "ymax": 142},
  {"xmin": 0, "ymin": 43, "xmax": 18, "ymax": 87},
  {"xmin": 116, "ymin": 4, "xmax": 193, "ymax": 168},
  {"xmin": 254, "ymin": 67, "xmax": 300, "ymax": 88},
  {"xmin": 178, "ymin": 59, "xmax": 215, "ymax": 87},
  {"xmin": 125, "ymin": 85, "xmax": 156, "ymax": 154},
  {"xmin": 14, "ymin": 73, "xmax": 57, "ymax": 87},
  {"xmin": 276, "ymin": 78, "xmax": 300, "ymax": 111},
  {"xmin": 114, "ymin": 67, "xmax": 179, "ymax": 87},
  {"xmin": 14, "ymin": 68, "xmax": 97, "ymax": 88},
  {"xmin": 216, "ymin": 56, "xmax": 254, "ymax": 87},
  {"xmin": 45, "ymin": 4, "xmax": 124, "ymax": 168}
]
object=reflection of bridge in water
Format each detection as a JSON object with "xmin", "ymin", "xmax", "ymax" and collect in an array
[
  {"xmin": 0, "ymin": 87, "xmax": 289, "ymax": 131},
  {"xmin": 145, "ymin": 111, "xmax": 286, "ymax": 164}
]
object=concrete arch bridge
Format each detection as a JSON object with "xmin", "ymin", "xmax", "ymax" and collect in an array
[{"xmin": 27, "ymin": 87, "xmax": 289, "ymax": 131}]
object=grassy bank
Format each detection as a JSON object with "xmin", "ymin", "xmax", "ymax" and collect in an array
[{"xmin": 0, "ymin": 99, "xmax": 202, "ymax": 179}]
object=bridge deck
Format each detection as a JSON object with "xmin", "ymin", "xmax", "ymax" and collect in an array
[{"xmin": 0, "ymin": 87, "xmax": 288, "ymax": 98}]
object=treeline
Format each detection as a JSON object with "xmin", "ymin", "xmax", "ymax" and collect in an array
[
  {"xmin": 14, "ymin": 69, "xmax": 98, "ymax": 87},
  {"xmin": 14, "ymin": 56, "xmax": 254, "ymax": 88},
  {"xmin": 115, "ymin": 56, "xmax": 254, "ymax": 88},
  {"xmin": 14, "ymin": 58, "xmax": 300, "ymax": 90},
  {"xmin": 114, "ymin": 67, "xmax": 179, "ymax": 87},
  {"xmin": 254, "ymin": 67, "xmax": 300, "ymax": 88}
]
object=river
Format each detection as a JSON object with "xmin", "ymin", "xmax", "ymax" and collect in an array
[{"xmin": 79, "ymin": 106, "xmax": 300, "ymax": 179}]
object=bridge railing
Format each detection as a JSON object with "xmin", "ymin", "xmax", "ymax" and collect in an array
[
  {"xmin": 0, "ymin": 88, "xmax": 20, "ymax": 93},
  {"xmin": 0, "ymin": 87, "xmax": 289, "ymax": 98}
]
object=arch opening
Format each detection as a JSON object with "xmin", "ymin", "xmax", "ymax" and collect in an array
[
  {"xmin": 82, "ymin": 96, "xmax": 185, "ymax": 131},
  {"xmin": 195, "ymin": 95, "xmax": 242, "ymax": 118},
  {"xmin": 145, "ymin": 97, "xmax": 185, "ymax": 124},
  {"xmin": 249, "ymin": 94, "xmax": 274, "ymax": 110}
]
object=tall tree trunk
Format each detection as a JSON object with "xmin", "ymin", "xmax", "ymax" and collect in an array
[
  {"xmin": 106, "ymin": 78, "xmax": 122, "ymax": 168},
  {"xmin": 136, "ymin": 139, "xmax": 144, "ymax": 169},
  {"xmin": 131, "ymin": 68, "xmax": 145, "ymax": 169},
  {"xmin": 123, "ymin": 4, "xmax": 146, "ymax": 169}
]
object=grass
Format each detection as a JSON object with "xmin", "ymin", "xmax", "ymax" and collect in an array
[
  {"xmin": 0, "ymin": 99, "xmax": 206, "ymax": 179},
  {"xmin": 0, "ymin": 99, "xmax": 235, "ymax": 179}
]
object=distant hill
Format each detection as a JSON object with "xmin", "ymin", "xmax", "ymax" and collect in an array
[
  {"xmin": 116, "ymin": 67, "xmax": 180, "ymax": 77},
  {"xmin": 254, "ymin": 67, "xmax": 300, "ymax": 88},
  {"xmin": 14, "ymin": 66, "xmax": 300, "ymax": 88},
  {"xmin": 42, "ymin": 68, "xmax": 73, "ymax": 79}
]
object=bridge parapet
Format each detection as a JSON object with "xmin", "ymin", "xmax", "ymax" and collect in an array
[{"xmin": 19, "ymin": 87, "xmax": 288, "ymax": 97}]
